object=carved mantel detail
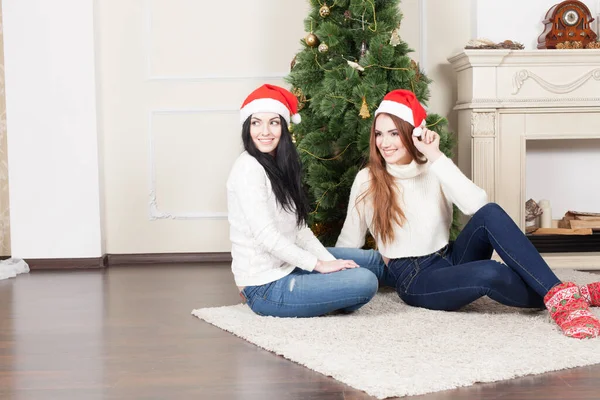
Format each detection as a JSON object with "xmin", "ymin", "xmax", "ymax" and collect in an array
[
  {"xmin": 449, "ymin": 50, "xmax": 600, "ymax": 269},
  {"xmin": 512, "ymin": 68, "xmax": 600, "ymax": 95},
  {"xmin": 471, "ymin": 112, "xmax": 496, "ymax": 137}
]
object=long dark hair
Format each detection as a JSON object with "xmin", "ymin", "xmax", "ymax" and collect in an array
[{"xmin": 242, "ymin": 115, "xmax": 309, "ymax": 227}]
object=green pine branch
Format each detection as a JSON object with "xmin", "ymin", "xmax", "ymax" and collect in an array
[{"xmin": 287, "ymin": 0, "xmax": 460, "ymax": 246}]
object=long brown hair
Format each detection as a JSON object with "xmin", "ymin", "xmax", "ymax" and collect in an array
[{"xmin": 358, "ymin": 113, "xmax": 427, "ymax": 245}]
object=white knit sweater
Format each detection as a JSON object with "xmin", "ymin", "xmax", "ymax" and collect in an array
[
  {"xmin": 336, "ymin": 154, "xmax": 488, "ymax": 258},
  {"xmin": 227, "ymin": 152, "xmax": 336, "ymax": 287}
]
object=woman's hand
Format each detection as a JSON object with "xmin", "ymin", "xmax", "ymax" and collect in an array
[
  {"xmin": 314, "ymin": 259, "xmax": 359, "ymax": 274},
  {"xmin": 412, "ymin": 128, "xmax": 443, "ymax": 162}
]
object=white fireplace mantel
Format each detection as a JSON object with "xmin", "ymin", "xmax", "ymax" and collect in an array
[{"xmin": 448, "ymin": 49, "xmax": 600, "ymax": 269}]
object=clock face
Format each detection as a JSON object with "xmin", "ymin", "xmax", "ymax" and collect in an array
[{"xmin": 563, "ymin": 9, "xmax": 580, "ymax": 26}]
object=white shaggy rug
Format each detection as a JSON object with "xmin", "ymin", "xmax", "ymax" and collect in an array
[{"xmin": 192, "ymin": 269, "xmax": 600, "ymax": 399}]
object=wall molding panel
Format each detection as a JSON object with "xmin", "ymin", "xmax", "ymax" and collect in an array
[{"xmin": 148, "ymin": 108, "xmax": 238, "ymax": 220}]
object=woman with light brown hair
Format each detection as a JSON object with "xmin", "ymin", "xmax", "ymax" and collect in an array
[{"xmin": 335, "ymin": 89, "xmax": 600, "ymax": 339}]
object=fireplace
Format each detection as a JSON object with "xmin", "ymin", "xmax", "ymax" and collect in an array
[
  {"xmin": 528, "ymin": 233, "xmax": 600, "ymax": 253},
  {"xmin": 448, "ymin": 49, "xmax": 600, "ymax": 269}
]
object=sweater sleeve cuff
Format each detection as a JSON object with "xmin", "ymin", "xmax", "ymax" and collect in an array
[
  {"xmin": 298, "ymin": 255, "xmax": 318, "ymax": 272},
  {"xmin": 320, "ymin": 251, "xmax": 336, "ymax": 262}
]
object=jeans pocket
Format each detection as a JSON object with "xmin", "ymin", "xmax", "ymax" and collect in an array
[
  {"xmin": 245, "ymin": 280, "xmax": 281, "ymax": 316},
  {"xmin": 435, "ymin": 244, "xmax": 449, "ymax": 258},
  {"xmin": 260, "ymin": 280, "xmax": 277, "ymax": 300},
  {"xmin": 400, "ymin": 267, "xmax": 419, "ymax": 293},
  {"xmin": 242, "ymin": 281, "xmax": 273, "ymax": 305},
  {"xmin": 398, "ymin": 261, "xmax": 420, "ymax": 293},
  {"xmin": 242, "ymin": 286, "xmax": 258, "ymax": 306}
]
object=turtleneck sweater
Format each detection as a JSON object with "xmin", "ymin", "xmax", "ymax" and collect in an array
[
  {"xmin": 227, "ymin": 152, "xmax": 336, "ymax": 287},
  {"xmin": 335, "ymin": 154, "xmax": 488, "ymax": 258}
]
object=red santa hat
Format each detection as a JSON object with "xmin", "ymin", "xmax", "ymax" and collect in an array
[
  {"xmin": 374, "ymin": 89, "xmax": 427, "ymax": 137},
  {"xmin": 239, "ymin": 84, "xmax": 301, "ymax": 125}
]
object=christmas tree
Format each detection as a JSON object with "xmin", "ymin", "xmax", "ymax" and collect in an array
[{"xmin": 286, "ymin": 0, "xmax": 458, "ymax": 246}]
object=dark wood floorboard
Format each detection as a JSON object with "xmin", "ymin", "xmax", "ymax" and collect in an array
[{"xmin": 0, "ymin": 265, "xmax": 599, "ymax": 400}]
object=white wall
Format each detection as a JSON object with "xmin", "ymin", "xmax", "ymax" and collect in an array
[
  {"xmin": 0, "ymin": 0, "xmax": 482, "ymax": 257},
  {"xmin": 475, "ymin": 0, "xmax": 600, "ymax": 50},
  {"xmin": 5, "ymin": 1, "xmax": 597, "ymax": 257},
  {"xmin": 96, "ymin": 0, "xmax": 310, "ymax": 254},
  {"xmin": 3, "ymin": 0, "xmax": 103, "ymax": 258},
  {"xmin": 423, "ymin": 0, "xmax": 473, "ymax": 133},
  {"xmin": 473, "ymin": 0, "xmax": 600, "ymax": 218}
]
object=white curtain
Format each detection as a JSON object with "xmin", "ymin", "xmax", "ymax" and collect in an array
[{"xmin": 0, "ymin": 0, "xmax": 12, "ymax": 256}]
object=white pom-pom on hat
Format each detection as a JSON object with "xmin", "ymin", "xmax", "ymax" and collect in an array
[{"xmin": 412, "ymin": 120, "xmax": 426, "ymax": 137}]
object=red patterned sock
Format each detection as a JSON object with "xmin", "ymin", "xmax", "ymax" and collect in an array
[
  {"xmin": 580, "ymin": 282, "xmax": 600, "ymax": 306},
  {"xmin": 544, "ymin": 282, "xmax": 600, "ymax": 339}
]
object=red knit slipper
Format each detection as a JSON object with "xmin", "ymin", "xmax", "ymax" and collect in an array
[
  {"xmin": 544, "ymin": 282, "xmax": 600, "ymax": 339},
  {"xmin": 580, "ymin": 282, "xmax": 600, "ymax": 306}
]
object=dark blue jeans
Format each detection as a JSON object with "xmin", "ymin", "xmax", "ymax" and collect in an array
[{"xmin": 388, "ymin": 203, "xmax": 562, "ymax": 311}]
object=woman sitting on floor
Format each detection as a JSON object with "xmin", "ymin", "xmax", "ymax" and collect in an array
[
  {"xmin": 335, "ymin": 88, "xmax": 600, "ymax": 339},
  {"xmin": 226, "ymin": 84, "xmax": 379, "ymax": 318}
]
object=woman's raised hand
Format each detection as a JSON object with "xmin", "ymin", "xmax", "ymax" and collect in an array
[
  {"xmin": 413, "ymin": 128, "xmax": 443, "ymax": 162},
  {"xmin": 314, "ymin": 259, "xmax": 359, "ymax": 274}
]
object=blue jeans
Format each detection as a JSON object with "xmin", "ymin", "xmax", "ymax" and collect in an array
[
  {"xmin": 241, "ymin": 267, "xmax": 378, "ymax": 318},
  {"xmin": 389, "ymin": 203, "xmax": 561, "ymax": 311},
  {"xmin": 327, "ymin": 247, "xmax": 395, "ymax": 288}
]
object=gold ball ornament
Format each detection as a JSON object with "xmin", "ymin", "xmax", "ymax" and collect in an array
[
  {"xmin": 319, "ymin": 4, "xmax": 331, "ymax": 18},
  {"xmin": 305, "ymin": 33, "xmax": 319, "ymax": 48},
  {"xmin": 318, "ymin": 43, "xmax": 329, "ymax": 53}
]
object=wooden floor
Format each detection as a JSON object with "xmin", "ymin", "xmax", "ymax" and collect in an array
[{"xmin": 1, "ymin": 264, "xmax": 600, "ymax": 400}]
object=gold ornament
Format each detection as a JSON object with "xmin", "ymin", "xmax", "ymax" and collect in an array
[
  {"xmin": 365, "ymin": 233, "xmax": 376, "ymax": 250},
  {"xmin": 359, "ymin": 96, "xmax": 370, "ymax": 119},
  {"xmin": 318, "ymin": 43, "xmax": 329, "ymax": 53},
  {"xmin": 410, "ymin": 59, "xmax": 421, "ymax": 82},
  {"xmin": 292, "ymin": 87, "xmax": 307, "ymax": 111},
  {"xmin": 312, "ymin": 223, "xmax": 326, "ymax": 237},
  {"xmin": 305, "ymin": 33, "xmax": 319, "ymax": 48},
  {"xmin": 389, "ymin": 28, "xmax": 401, "ymax": 46},
  {"xmin": 319, "ymin": 4, "xmax": 331, "ymax": 18}
]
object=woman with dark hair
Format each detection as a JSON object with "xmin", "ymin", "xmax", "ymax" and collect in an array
[
  {"xmin": 336, "ymin": 89, "xmax": 600, "ymax": 338},
  {"xmin": 227, "ymin": 84, "xmax": 378, "ymax": 318}
]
